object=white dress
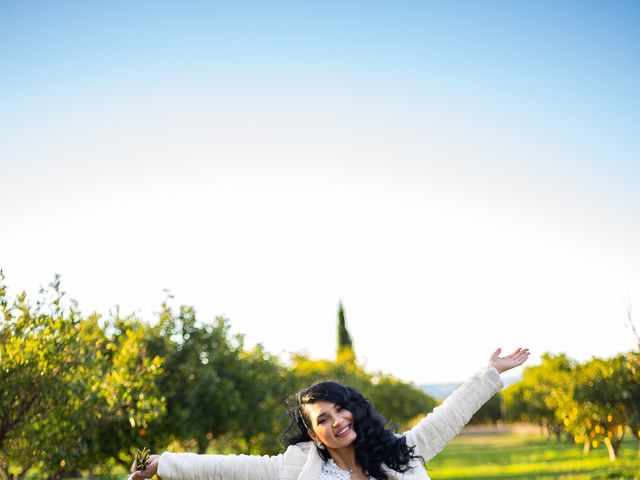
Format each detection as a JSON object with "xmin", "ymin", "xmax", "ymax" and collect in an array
[{"xmin": 319, "ymin": 459, "xmax": 361, "ymax": 480}]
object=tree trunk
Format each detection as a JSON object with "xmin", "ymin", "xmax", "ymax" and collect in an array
[
  {"xmin": 583, "ymin": 440, "xmax": 590, "ymax": 455},
  {"xmin": 0, "ymin": 449, "xmax": 10, "ymax": 480},
  {"xmin": 610, "ymin": 427, "xmax": 625, "ymax": 461},
  {"xmin": 612, "ymin": 437, "xmax": 623, "ymax": 457},
  {"xmin": 244, "ymin": 436, "xmax": 253, "ymax": 455},
  {"xmin": 197, "ymin": 435, "xmax": 209, "ymax": 455},
  {"xmin": 603, "ymin": 437, "xmax": 617, "ymax": 462}
]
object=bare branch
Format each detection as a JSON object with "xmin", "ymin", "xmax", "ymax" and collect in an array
[{"xmin": 626, "ymin": 301, "xmax": 639, "ymax": 343}]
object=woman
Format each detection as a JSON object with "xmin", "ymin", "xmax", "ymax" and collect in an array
[{"xmin": 131, "ymin": 347, "xmax": 529, "ymax": 480}]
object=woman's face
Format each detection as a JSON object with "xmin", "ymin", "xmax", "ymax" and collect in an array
[{"xmin": 304, "ymin": 400, "xmax": 357, "ymax": 450}]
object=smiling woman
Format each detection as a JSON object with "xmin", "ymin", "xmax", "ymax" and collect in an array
[
  {"xmin": 283, "ymin": 381, "xmax": 420, "ymax": 480},
  {"xmin": 130, "ymin": 348, "xmax": 530, "ymax": 480}
]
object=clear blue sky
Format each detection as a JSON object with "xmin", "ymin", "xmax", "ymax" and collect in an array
[{"xmin": 1, "ymin": 1, "xmax": 639, "ymax": 383}]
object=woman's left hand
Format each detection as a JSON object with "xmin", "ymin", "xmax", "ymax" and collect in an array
[
  {"xmin": 489, "ymin": 347, "xmax": 530, "ymax": 374},
  {"xmin": 129, "ymin": 454, "xmax": 160, "ymax": 479}
]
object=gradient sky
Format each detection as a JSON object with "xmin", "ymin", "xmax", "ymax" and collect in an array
[{"xmin": 1, "ymin": 1, "xmax": 639, "ymax": 383}]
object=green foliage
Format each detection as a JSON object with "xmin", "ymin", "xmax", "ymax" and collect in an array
[
  {"xmin": 290, "ymin": 354, "xmax": 436, "ymax": 431},
  {"xmin": 618, "ymin": 350, "xmax": 640, "ymax": 440},
  {"xmin": 142, "ymin": 300, "xmax": 298, "ymax": 456},
  {"xmin": 468, "ymin": 393, "xmax": 502, "ymax": 425},
  {"xmin": 503, "ymin": 350, "xmax": 640, "ymax": 461},
  {"xmin": 0, "ymin": 274, "xmax": 164, "ymax": 479},
  {"xmin": 367, "ymin": 375, "xmax": 437, "ymax": 430},
  {"xmin": 503, "ymin": 353, "xmax": 574, "ymax": 438},
  {"xmin": 0, "ymin": 273, "xmax": 91, "ymax": 480},
  {"xmin": 79, "ymin": 312, "xmax": 164, "ymax": 471},
  {"xmin": 143, "ymin": 302, "xmax": 245, "ymax": 454},
  {"xmin": 291, "ymin": 353, "xmax": 368, "ymax": 391},
  {"xmin": 223, "ymin": 345, "xmax": 295, "ymax": 454}
]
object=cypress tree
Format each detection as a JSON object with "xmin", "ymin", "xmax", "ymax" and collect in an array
[{"xmin": 337, "ymin": 301, "xmax": 355, "ymax": 362}]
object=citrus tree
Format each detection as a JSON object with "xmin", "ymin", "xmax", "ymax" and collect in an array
[
  {"xmin": 0, "ymin": 274, "xmax": 164, "ymax": 479},
  {"xmin": 0, "ymin": 274, "xmax": 97, "ymax": 480}
]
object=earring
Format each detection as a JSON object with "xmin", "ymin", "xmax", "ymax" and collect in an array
[{"xmin": 316, "ymin": 441, "xmax": 325, "ymax": 450}]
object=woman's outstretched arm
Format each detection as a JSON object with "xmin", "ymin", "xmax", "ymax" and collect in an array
[
  {"xmin": 403, "ymin": 347, "xmax": 529, "ymax": 462},
  {"xmin": 130, "ymin": 450, "xmax": 286, "ymax": 480}
]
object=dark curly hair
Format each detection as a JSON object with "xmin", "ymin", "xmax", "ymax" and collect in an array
[{"xmin": 282, "ymin": 380, "xmax": 423, "ymax": 480}]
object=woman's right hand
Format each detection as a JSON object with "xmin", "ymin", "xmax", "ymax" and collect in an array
[
  {"xmin": 130, "ymin": 454, "xmax": 160, "ymax": 479},
  {"xmin": 488, "ymin": 347, "xmax": 530, "ymax": 374}
]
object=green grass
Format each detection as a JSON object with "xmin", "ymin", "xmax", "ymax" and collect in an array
[{"xmin": 426, "ymin": 432, "xmax": 640, "ymax": 480}]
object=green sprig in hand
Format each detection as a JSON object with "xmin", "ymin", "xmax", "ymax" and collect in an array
[
  {"xmin": 128, "ymin": 447, "xmax": 153, "ymax": 479},
  {"xmin": 134, "ymin": 447, "xmax": 151, "ymax": 472}
]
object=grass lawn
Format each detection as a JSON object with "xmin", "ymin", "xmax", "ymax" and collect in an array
[{"xmin": 426, "ymin": 432, "xmax": 640, "ymax": 480}]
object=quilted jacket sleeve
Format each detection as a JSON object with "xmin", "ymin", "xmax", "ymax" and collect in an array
[
  {"xmin": 157, "ymin": 451, "xmax": 283, "ymax": 480},
  {"xmin": 403, "ymin": 366, "xmax": 504, "ymax": 462}
]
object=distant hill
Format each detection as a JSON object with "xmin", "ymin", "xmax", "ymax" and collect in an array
[{"xmin": 420, "ymin": 374, "xmax": 521, "ymax": 401}]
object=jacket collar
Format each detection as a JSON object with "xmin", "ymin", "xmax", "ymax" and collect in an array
[{"xmin": 296, "ymin": 443, "xmax": 324, "ymax": 480}]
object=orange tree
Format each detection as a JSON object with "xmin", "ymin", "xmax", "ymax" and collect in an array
[
  {"xmin": 143, "ymin": 302, "xmax": 248, "ymax": 454},
  {"xmin": 226, "ymin": 345, "xmax": 295, "ymax": 454},
  {"xmin": 0, "ymin": 274, "xmax": 91, "ymax": 480},
  {"xmin": 142, "ymin": 300, "xmax": 297, "ymax": 455},
  {"xmin": 503, "ymin": 353, "xmax": 574, "ymax": 439},
  {"xmin": 75, "ymin": 312, "xmax": 164, "ymax": 473},
  {"xmin": 621, "ymin": 350, "xmax": 640, "ymax": 451},
  {"xmin": 0, "ymin": 275, "xmax": 163, "ymax": 479},
  {"xmin": 584, "ymin": 356, "xmax": 627, "ymax": 461}
]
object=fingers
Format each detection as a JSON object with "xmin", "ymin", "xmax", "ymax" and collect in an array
[
  {"xmin": 493, "ymin": 347, "xmax": 530, "ymax": 360},
  {"xmin": 129, "ymin": 455, "xmax": 159, "ymax": 479},
  {"xmin": 508, "ymin": 347, "xmax": 528, "ymax": 358},
  {"xmin": 131, "ymin": 471, "xmax": 150, "ymax": 479},
  {"xmin": 513, "ymin": 348, "xmax": 530, "ymax": 364},
  {"xmin": 501, "ymin": 347, "xmax": 530, "ymax": 364}
]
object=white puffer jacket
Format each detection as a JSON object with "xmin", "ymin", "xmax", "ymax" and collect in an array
[{"xmin": 158, "ymin": 366, "xmax": 503, "ymax": 480}]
